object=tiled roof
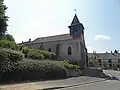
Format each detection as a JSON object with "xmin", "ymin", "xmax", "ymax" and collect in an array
[
  {"xmin": 31, "ymin": 34, "xmax": 74, "ymax": 43},
  {"xmin": 88, "ymin": 53, "xmax": 120, "ymax": 60}
]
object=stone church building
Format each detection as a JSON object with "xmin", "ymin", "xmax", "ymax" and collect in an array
[{"xmin": 20, "ymin": 14, "xmax": 87, "ymax": 68}]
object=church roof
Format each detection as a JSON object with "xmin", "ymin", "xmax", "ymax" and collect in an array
[
  {"xmin": 71, "ymin": 14, "xmax": 80, "ymax": 26},
  {"xmin": 30, "ymin": 34, "xmax": 75, "ymax": 44}
]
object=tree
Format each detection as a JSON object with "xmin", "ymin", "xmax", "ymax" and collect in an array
[
  {"xmin": 4, "ymin": 34, "xmax": 15, "ymax": 41},
  {"xmin": 0, "ymin": 0, "xmax": 8, "ymax": 36}
]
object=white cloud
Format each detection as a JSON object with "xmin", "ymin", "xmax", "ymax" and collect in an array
[{"xmin": 94, "ymin": 35, "xmax": 111, "ymax": 40}]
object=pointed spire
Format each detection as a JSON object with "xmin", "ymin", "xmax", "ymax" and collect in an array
[{"xmin": 71, "ymin": 14, "xmax": 80, "ymax": 25}]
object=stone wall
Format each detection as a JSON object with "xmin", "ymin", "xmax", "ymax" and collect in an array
[
  {"xmin": 66, "ymin": 69, "xmax": 83, "ymax": 77},
  {"xmin": 84, "ymin": 67, "xmax": 105, "ymax": 78}
]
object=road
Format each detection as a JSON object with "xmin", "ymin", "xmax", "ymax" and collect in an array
[
  {"xmin": 0, "ymin": 70, "xmax": 120, "ymax": 90},
  {"xmin": 57, "ymin": 80, "xmax": 120, "ymax": 90},
  {"xmin": 55, "ymin": 70, "xmax": 120, "ymax": 90},
  {"xmin": 103, "ymin": 70, "xmax": 120, "ymax": 76}
]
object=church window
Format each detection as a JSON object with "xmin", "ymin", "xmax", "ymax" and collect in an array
[
  {"xmin": 48, "ymin": 48, "xmax": 52, "ymax": 52},
  {"xmin": 68, "ymin": 46, "xmax": 72, "ymax": 55}
]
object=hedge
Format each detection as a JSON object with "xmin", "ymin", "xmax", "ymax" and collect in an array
[
  {"xmin": 0, "ymin": 48, "xmax": 24, "ymax": 62},
  {"xmin": 0, "ymin": 60, "xmax": 67, "ymax": 81},
  {"xmin": 0, "ymin": 40, "xmax": 18, "ymax": 50},
  {"xmin": 0, "ymin": 59, "xmax": 79, "ymax": 82}
]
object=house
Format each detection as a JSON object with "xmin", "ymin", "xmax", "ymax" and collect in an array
[{"xmin": 88, "ymin": 51, "xmax": 120, "ymax": 69}]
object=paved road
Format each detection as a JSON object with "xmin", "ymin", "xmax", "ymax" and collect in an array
[
  {"xmin": 57, "ymin": 80, "xmax": 120, "ymax": 90},
  {"xmin": 35, "ymin": 76, "xmax": 105, "ymax": 89},
  {"xmin": 103, "ymin": 70, "xmax": 120, "ymax": 76},
  {"xmin": 0, "ymin": 76, "xmax": 106, "ymax": 90}
]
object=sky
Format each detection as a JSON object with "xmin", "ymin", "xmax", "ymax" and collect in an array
[{"xmin": 4, "ymin": 0, "xmax": 120, "ymax": 53}]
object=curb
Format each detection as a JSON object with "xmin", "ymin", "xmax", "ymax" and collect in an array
[{"xmin": 40, "ymin": 78, "xmax": 108, "ymax": 90}]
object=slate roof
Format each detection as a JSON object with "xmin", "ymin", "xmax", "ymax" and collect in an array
[
  {"xmin": 71, "ymin": 14, "xmax": 80, "ymax": 25},
  {"xmin": 31, "ymin": 34, "xmax": 74, "ymax": 43},
  {"xmin": 88, "ymin": 53, "xmax": 120, "ymax": 60}
]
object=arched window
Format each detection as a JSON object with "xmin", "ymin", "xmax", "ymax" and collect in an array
[
  {"xmin": 48, "ymin": 48, "xmax": 52, "ymax": 52},
  {"xmin": 68, "ymin": 46, "xmax": 72, "ymax": 55}
]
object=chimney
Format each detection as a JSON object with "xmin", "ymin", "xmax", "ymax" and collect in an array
[
  {"xmin": 111, "ymin": 51, "xmax": 112, "ymax": 53},
  {"xmin": 22, "ymin": 41, "xmax": 23, "ymax": 43},
  {"xmin": 29, "ymin": 38, "xmax": 31, "ymax": 42}
]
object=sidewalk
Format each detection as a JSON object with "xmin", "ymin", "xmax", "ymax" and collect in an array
[{"xmin": 0, "ymin": 76, "xmax": 107, "ymax": 90}]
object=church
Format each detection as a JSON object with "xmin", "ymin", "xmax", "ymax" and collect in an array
[{"xmin": 20, "ymin": 14, "xmax": 87, "ymax": 68}]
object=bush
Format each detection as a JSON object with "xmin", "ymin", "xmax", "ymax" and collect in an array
[
  {"xmin": 0, "ymin": 60, "xmax": 68, "ymax": 81},
  {"xmin": 0, "ymin": 50, "xmax": 7, "ymax": 64},
  {"xmin": 17, "ymin": 45, "xmax": 26, "ymax": 51},
  {"xmin": 27, "ymin": 50, "xmax": 44, "ymax": 60},
  {"xmin": 55, "ymin": 60, "xmax": 80, "ymax": 70},
  {"xmin": 0, "ymin": 48, "xmax": 24, "ymax": 62},
  {"xmin": 20, "ymin": 47, "xmax": 56, "ymax": 60},
  {"xmin": 38, "ymin": 50, "xmax": 56, "ymax": 59},
  {"xmin": 0, "ymin": 40, "xmax": 18, "ymax": 50},
  {"xmin": 21, "ymin": 46, "xmax": 30, "ymax": 58}
]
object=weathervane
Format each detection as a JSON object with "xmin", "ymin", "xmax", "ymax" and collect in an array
[{"xmin": 74, "ymin": 9, "xmax": 76, "ymax": 14}]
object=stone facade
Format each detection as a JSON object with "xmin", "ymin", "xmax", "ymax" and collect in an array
[
  {"xmin": 19, "ymin": 14, "xmax": 87, "ymax": 68},
  {"xmin": 88, "ymin": 52, "xmax": 120, "ymax": 69}
]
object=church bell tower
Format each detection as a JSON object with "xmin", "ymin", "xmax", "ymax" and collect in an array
[
  {"xmin": 68, "ymin": 14, "xmax": 84, "ymax": 39},
  {"xmin": 68, "ymin": 13, "xmax": 87, "ymax": 69}
]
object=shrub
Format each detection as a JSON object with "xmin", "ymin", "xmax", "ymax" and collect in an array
[
  {"xmin": 27, "ymin": 50, "xmax": 44, "ymax": 60},
  {"xmin": 0, "ymin": 59, "xmax": 68, "ymax": 81},
  {"xmin": 21, "ymin": 46, "xmax": 30, "ymax": 58},
  {"xmin": 55, "ymin": 60, "xmax": 80, "ymax": 70},
  {"xmin": 18, "ymin": 45, "xmax": 26, "ymax": 51},
  {"xmin": 0, "ymin": 40, "xmax": 18, "ymax": 50},
  {"xmin": 21, "ymin": 47, "xmax": 56, "ymax": 60},
  {"xmin": 33, "ymin": 49, "xmax": 56, "ymax": 60},
  {"xmin": 0, "ymin": 48, "xmax": 24, "ymax": 62},
  {"xmin": 0, "ymin": 50, "xmax": 7, "ymax": 64}
]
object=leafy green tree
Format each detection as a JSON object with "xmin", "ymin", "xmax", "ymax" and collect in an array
[
  {"xmin": 0, "ymin": 0, "xmax": 8, "ymax": 36},
  {"xmin": 0, "ymin": 34, "xmax": 15, "ymax": 41},
  {"xmin": 4, "ymin": 34, "xmax": 15, "ymax": 41}
]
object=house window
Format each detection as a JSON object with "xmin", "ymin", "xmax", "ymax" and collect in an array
[
  {"xmin": 68, "ymin": 46, "xmax": 72, "ymax": 55},
  {"xmin": 108, "ymin": 59, "xmax": 112, "ymax": 63},
  {"xmin": 118, "ymin": 59, "xmax": 120, "ymax": 63},
  {"xmin": 48, "ymin": 48, "xmax": 52, "ymax": 52},
  {"xmin": 99, "ymin": 64, "xmax": 102, "ymax": 67},
  {"xmin": 98, "ymin": 59, "xmax": 101, "ymax": 63},
  {"xmin": 109, "ymin": 64, "xmax": 112, "ymax": 68},
  {"xmin": 98, "ymin": 59, "xmax": 101, "ymax": 67}
]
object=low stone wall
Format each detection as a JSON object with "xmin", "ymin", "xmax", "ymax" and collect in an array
[
  {"xmin": 84, "ymin": 67, "xmax": 105, "ymax": 78},
  {"xmin": 66, "ymin": 69, "xmax": 83, "ymax": 77}
]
